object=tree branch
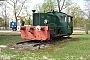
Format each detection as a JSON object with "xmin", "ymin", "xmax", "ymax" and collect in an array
[
  {"xmin": 61, "ymin": 0, "xmax": 65, "ymax": 11},
  {"xmin": 17, "ymin": 0, "xmax": 27, "ymax": 16},
  {"xmin": 10, "ymin": 0, "xmax": 15, "ymax": 4},
  {"xmin": 6, "ymin": 1, "xmax": 14, "ymax": 6}
]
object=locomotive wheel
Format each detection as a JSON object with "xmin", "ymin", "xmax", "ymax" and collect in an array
[
  {"xmin": 12, "ymin": 28, "xmax": 16, "ymax": 31},
  {"xmin": 13, "ymin": 28, "xmax": 16, "ymax": 31}
]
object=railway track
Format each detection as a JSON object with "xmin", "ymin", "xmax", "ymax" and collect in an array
[{"xmin": 7, "ymin": 37, "xmax": 71, "ymax": 50}]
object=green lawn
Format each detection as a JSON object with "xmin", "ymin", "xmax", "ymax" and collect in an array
[
  {"xmin": 0, "ymin": 35, "xmax": 22, "ymax": 45},
  {"xmin": 0, "ymin": 32, "xmax": 90, "ymax": 60}
]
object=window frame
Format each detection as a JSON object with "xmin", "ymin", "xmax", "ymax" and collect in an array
[{"xmin": 60, "ymin": 16, "xmax": 66, "ymax": 22}]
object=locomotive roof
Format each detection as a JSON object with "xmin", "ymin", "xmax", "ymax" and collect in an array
[
  {"xmin": 33, "ymin": 11, "xmax": 73, "ymax": 17},
  {"xmin": 47, "ymin": 11, "xmax": 73, "ymax": 17}
]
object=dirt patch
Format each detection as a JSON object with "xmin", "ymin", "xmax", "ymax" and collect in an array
[
  {"xmin": 6, "ymin": 37, "xmax": 72, "ymax": 50},
  {"xmin": 7, "ymin": 42, "xmax": 51, "ymax": 50}
]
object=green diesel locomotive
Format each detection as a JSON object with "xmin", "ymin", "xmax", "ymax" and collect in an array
[{"xmin": 20, "ymin": 10, "xmax": 73, "ymax": 41}]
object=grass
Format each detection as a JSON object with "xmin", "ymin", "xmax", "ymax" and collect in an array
[
  {"xmin": 0, "ymin": 32, "xmax": 20, "ymax": 36},
  {"xmin": 0, "ymin": 32, "xmax": 90, "ymax": 60},
  {"xmin": 0, "ymin": 35, "xmax": 22, "ymax": 45}
]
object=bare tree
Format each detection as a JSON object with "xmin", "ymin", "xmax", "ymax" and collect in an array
[
  {"xmin": 0, "ymin": 1, "xmax": 8, "ymax": 29},
  {"xmin": 6, "ymin": 0, "xmax": 28, "ymax": 23},
  {"xmin": 57, "ymin": 0, "xmax": 72, "ymax": 12}
]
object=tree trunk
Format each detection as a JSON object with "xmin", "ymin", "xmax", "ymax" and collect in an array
[
  {"xmin": 57, "ymin": 0, "xmax": 61, "ymax": 12},
  {"xmin": 14, "ymin": 3, "xmax": 17, "ymax": 28},
  {"xmin": 5, "ymin": 4, "xmax": 7, "ymax": 30},
  {"xmin": 84, "ymin": 24, "xmax": 88, "ymax": 34}
]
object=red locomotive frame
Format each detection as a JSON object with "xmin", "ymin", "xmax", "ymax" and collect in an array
[{"xmin": 20, "ymin": 26, "xmax": 50, "ymax": 41}]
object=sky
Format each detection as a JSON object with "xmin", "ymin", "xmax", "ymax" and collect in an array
[
  {"xmin": 27, "ymin": 0, "xmax": 86, "ymax": 16},
  {"xmin": 30, "ymin": 0, "xmax": 85, "ymax": 9},
  {"xmin": 29, "ymin": 0, "xmax": 44, "ymax": 10},
  {"xmin": 0, "ymin": 0, "xmax": 86, "ymax": 18},
  {"xmin": 73, "ymin": 0, "xmax": 85, "ymax": 9},
  {"xmin": 26, "ymin": 0, "xmax": 85, "ymax": 14}
]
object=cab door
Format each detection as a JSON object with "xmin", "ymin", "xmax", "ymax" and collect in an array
[
  {"xmin": 59, "ymin": 16, "xmax": 68, "ymax": 34},
  {"xmin": 68, "ymin": 16, "xmax": 73, "ymax": 34}
]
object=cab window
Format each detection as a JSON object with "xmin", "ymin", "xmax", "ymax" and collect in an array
[{"xmin": 60, "ymin": 16, "xmax": 66, "ymax": 22}]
